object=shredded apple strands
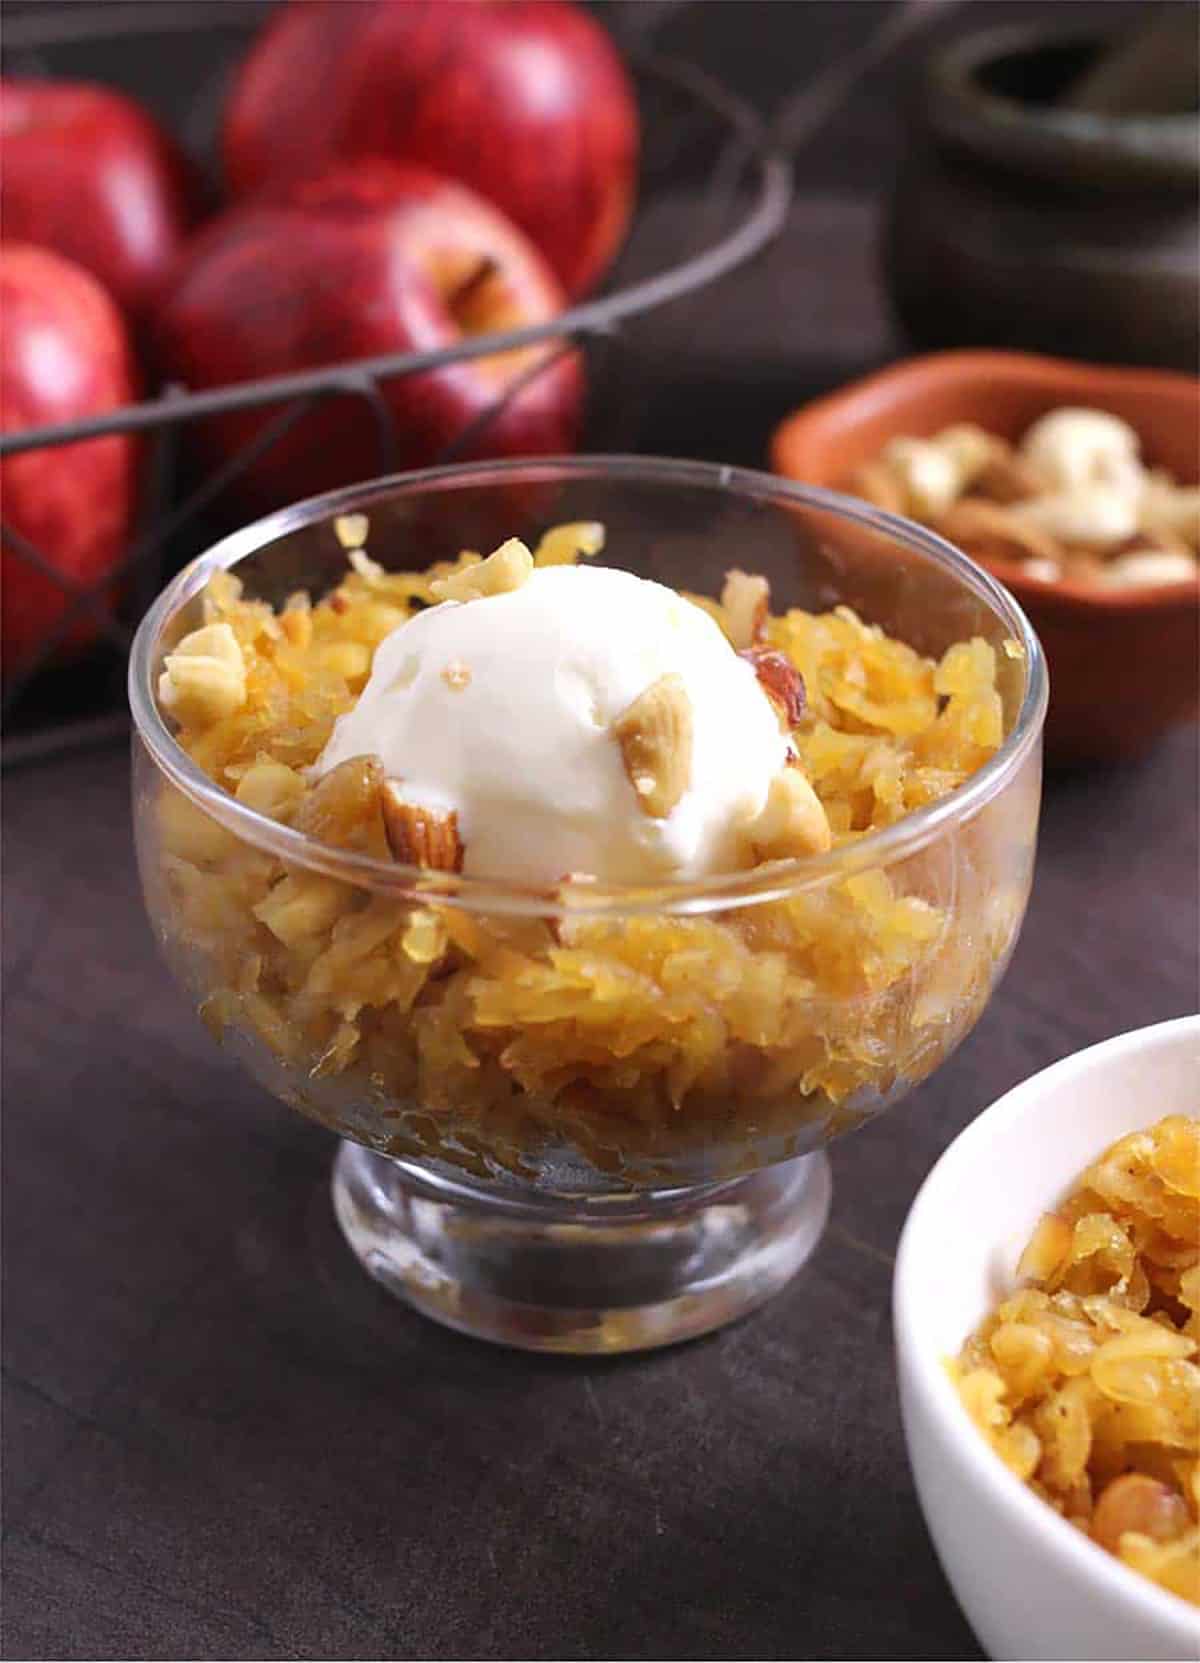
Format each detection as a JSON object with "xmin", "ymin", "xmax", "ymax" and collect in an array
[
  {"xmin": 953, "ymin": 1116, "xmax": 1200, "ymax": 1609},
  {"xmin": 151, "ymin": 526, "xmax": 1022, "ymax": 1183}
]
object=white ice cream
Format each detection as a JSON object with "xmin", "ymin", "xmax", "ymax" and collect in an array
[{"xmin": 316, "ymin": 563, "xmax": 789, "ymax": 884}]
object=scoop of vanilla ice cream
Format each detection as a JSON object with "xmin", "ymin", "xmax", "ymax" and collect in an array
[{"xmin": 316, "ymin": 564, "xmax": 790, "ymax": 884}]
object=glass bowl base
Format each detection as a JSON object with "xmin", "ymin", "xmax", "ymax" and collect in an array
[{"xmin": 331, "ymin": 1142, "xmax": 832, "ymax": 1354}]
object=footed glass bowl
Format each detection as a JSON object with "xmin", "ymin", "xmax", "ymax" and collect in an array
[{"xmin": 129, "ymin": 457, "xmax": 1047, "ymax": 1352}]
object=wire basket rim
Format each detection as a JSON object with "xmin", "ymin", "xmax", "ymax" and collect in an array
[{"xmin": 0, "ymin": 33, "xmax": 792, "ymax": 456}]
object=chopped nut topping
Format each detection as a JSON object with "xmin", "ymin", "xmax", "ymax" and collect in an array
[
  {"xmin": 749, "ymin": 768, "xmax": 831, "ymax": 861},
  {"xmin": 881, "ymin": 437, "xmax": 961, "ymax": 518},
  {"xmin": 158, "ymin": 621, "xmax": 247, "ymax": 727},
  {"xmin": 333, "ymin": 512, "xmax": 370, "ymax": 550},
  {"xmin": 534, "ymin": 522, "xmax": 605, "ymax": 566},
  {"xmin": 612, "ymin": 672, "xmax": 694, "ymax": 819},
  {"xmin": 441, "ymin": 660, "xmax": 472, "ymax": 692},
  {"xmin": 381, "ymin": 782, "xmax": 464, "ymax": 871},
  {"xmin": 739, "ymin": 646, "xmax": 806, "ymax": 729},
  {"xmin": 348, "ymin": 546, "xmax": 386, "ymax": 583},
  {"xmin": 720, "ymin": 569, "xmax": 769, "ymax": 648},
  {"xmin": 431, "ymin": 538, "xmax": 534, "ymax": 602}
]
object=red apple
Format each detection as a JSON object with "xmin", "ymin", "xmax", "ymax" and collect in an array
[
  {"xmin": 155, "ymin": 160, "xmax": 584, "ymax": 513},
  {"xmin": 0, "ymin": 78, "xmax": 193, "ymax": 319},
  {"xmin": 223, "ymin": 0, "xmax": 639, "ymax": 298},
  {"xmin": 1, "ymin": 247, "xmax": 140, "ymax": 673}
]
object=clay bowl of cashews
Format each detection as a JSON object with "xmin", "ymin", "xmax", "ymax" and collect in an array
[{"xmin": 771, "ymin": 351, "xmax": 1200, "ymax": 764}]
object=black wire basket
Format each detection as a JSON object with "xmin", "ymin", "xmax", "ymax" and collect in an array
[{"xmin": 0, "ymin": 0, "xmax": 792, "ymax": 763}]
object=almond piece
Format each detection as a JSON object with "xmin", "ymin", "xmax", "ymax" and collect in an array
[
  {"xmin": 381, "ymin": 781, "xmax": 464, "ymax": 871},
  {"xmin": 431, "ymin": 538, "xmax": 533, "ymax": 602},
  {"xmin": 612, "ymin": 672, "xmax": 693, "ymax": 819},
  {"xmin": 749, "ymin": 768, "xmax": 831, "ymax": 860},
  {"xmin": 721, "ymin": 569, "xmax": 769, "ymax": 648},
  {"xmin": 934, "ymin": 500, "xmax": 1063, "ymax": 567},
  {"xmin": 739, "ymin": 646, "xmax": 806, "ymax": 729}
]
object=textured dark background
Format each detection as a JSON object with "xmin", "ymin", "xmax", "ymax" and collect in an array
[{"xmin": 3, "ymin": 3, "xmax": 1195, "ymax": 1660}]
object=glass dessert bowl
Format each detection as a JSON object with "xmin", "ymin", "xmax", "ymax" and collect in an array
[{"xmin": 129, "ymin": 456, "xmax": 1047, "ymax": 1353}]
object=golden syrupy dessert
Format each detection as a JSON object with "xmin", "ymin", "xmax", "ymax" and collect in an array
[
  {"xmin": 145, "ymin": 522, "xmax": 1030, "ymax": 1182},
  {"xmin": 954, "ymin": 1115, "xmax": 1200, "ymax": 1608}
]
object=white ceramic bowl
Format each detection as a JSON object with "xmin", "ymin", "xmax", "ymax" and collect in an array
[{"xmin": 894, "ymin": 1016, "xmax": 1200, "ymax": 1662}]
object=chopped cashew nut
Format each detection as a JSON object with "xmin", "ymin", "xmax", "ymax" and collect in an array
[
  {"xmin": 1099, "ymin": 550, "xmax": 1199, "ymax": 589},
  {"xmin": 721, "ymin": 569, "xmax": 770, "ymax": 649},
  {"xmin": 1020, "ymin": 558, "xmax": 1062, "ymax": 584},
  {"xmin": 158, "ymin": 622, "xmax": 247, "ymax": 726},
  {"xmin": 749, "ymin": 767, "xmax": 831, "ymax": 860},
  {"xmin": 1020, "ymin": 408, "xmax": 1143, "ymax": 495},
  {"xmin": 431, "ymin": 538, "xmax": 534, "ymax": 602},
  {"xmin": 533, "ymin": 522, "xmax": 606, "ymax": 566},
  {"xmin": 348, "ymin": 546, "xmax": 386, "ymax": 583},
  {"xmin": 935, "ymin": 424, "xmax": 1004, "ymax": 488},
  {"xmin": 612, "ymin": 672, "xmax": 694, "ymax": 819},
  {"xmin": 333, "ymin": 513, "xmax": 370, "ymax": 550},
  {"xmin": 1014, "ymin": 486, "xmax": 1139, "ymax": 549},
  {"xmin": 880, "ymin": 437, "xmax": 961, "ymax": 519}
]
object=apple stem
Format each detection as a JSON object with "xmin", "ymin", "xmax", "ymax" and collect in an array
[{"xmin": 449, "ymin": 255, "xmax": 499, "ymax": 314}]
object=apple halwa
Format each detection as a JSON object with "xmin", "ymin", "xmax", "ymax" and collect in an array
[
  {"xmin": 953, "ymin": 1115, "xmax": 1200, "ymax": 1608},
  {"xmin": 147, "ymin": 525, "xmax": 1029, "ymax": 1181}
]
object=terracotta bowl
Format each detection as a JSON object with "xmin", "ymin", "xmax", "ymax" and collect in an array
[{"xmin": 771, "ymin": 351, "xmax": 1200, "ymax": 763}]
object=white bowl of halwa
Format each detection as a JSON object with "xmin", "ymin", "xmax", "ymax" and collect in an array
[{"xmin": 895, "ymin": 1016, "xmax": 1200, "ymax": 1660}]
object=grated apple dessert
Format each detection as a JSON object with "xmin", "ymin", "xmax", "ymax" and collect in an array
[
  {"xmin": 145, "ymin": 520, "xmax": 1029, "ymax": 1181},
  {"xmin": 953, "ymin": 1115, "xmax": 1199, "ymax": 1608}
]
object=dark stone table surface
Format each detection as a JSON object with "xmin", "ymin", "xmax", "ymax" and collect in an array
[{"xmin": 2, "ymin": 3, "xmax": 1192, "ymax": 1660}]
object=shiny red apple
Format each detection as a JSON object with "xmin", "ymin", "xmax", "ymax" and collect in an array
[
  {"xmin": 0, "ymin": 78, "xmax": 192, "ymax": 319},
  {"xmin": 222, "ymin": 0, "xmax": 639, "ymax": 298},
  {"xmin": 155, "ymin": 160, "xmax": 584, "ymax": 513},
  {"xmin": 1, "ymin": 247, "xmax": 140, "ymax": 673}
]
